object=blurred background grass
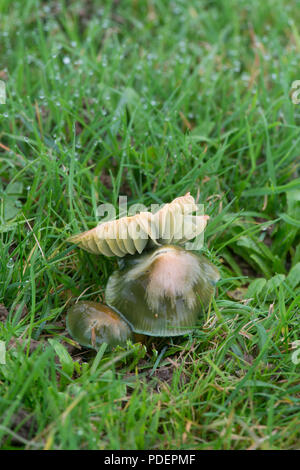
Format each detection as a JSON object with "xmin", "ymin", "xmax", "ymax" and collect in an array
[{"xmin": 0, "ymin": 0, "xmax": 299, "ymax": 450}]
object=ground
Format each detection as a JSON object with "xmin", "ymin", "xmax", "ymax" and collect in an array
[{"xmin": 0, "ymin": 0, "xmax": 299, "ymax": 450}]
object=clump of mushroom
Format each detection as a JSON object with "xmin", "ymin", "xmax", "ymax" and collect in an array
[{"xmin": 67, "ymin": 193, "xmax": 220, "ymax": 349}]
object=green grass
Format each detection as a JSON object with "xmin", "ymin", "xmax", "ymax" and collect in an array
[{"xmin": 0, "ymin": 0, "xmax": 300, "ymax": 450}]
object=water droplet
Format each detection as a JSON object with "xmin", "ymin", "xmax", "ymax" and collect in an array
[{"xmin": 7, "ymin": 258, "xmax": 14, "ymax": 269}]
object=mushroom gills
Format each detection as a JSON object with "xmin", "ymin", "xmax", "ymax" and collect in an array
[
  {"xmin": 67, "ymin": 193, "xmax": 209, "ymax": 257},
  {"xmin": 66, "ymin": 301, "xmax": 133, "ymax": 350},
  {"xmin": 105, "ymin": 245, "xmax": 220, "ymax": 337}
]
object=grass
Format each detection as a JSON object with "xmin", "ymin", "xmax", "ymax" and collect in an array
[{"xmin": 0, "ymin": 0, "xmax": 300, "ymax": 450}]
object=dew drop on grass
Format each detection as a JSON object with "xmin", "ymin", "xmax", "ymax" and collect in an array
[
  {"xmin": 7, "ymin": 258, "xmax": 14, "ymax": 269},
  {"xmin": 241, "ymin": 73, "xmax": 250, "ymax": 82}
]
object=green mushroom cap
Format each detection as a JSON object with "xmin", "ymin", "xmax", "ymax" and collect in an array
[
  {"xmin": 66, "ymin": 301, "xmax": 133, "ymax": 350},
  {"xmin": 105, "ymin": 245, "xmax": 220, "ymax": 337}
]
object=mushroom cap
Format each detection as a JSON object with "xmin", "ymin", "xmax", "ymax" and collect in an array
[
  {"xmin": 105, "ymin": 245, "xmax": 220, "ymax": 336},
  {"xmin": 66, "ymin": 301, "xmax": 133, "ymax": 349},
  {"xmin": 67, "ymin": 193, "xmax": 209, "ymax": 257}
]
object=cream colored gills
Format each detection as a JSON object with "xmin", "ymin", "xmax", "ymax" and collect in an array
[
  {"xmin": 115, "ymin": 219, "xmax": 130, "ymax": 255},
  {"xmin": 103, "ymin": 222, "xmax": 126, "ymax": 257},
  {"xmin": 127, "ymin": 217, "xmax": 149, "ymax": 254},
  {"xmin": 120, "ymin": 220, "xmax": 137, "ymax": 255},
  {"xmin": 67, "ymin": 192, "xmax": 210, "ymax": 256},
  {"xmin": 95, "ymin": 225, "xmax": 116, "ymax": 257}
]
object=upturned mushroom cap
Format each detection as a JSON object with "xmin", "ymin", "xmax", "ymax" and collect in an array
[
  {"xmin": 67, "ymin": 193, "xmax": 209, "ymax": 257},
  {"xmin": 66, "ymin": 301, "xmax": 133, "ymax": 349},
  {"xmin": 105, "ymin": 245, "xmax": 220, "ymax": 336}
]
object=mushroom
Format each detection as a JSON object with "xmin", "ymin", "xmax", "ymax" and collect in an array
[
  {"xmin": 67, "ymin": 194, "xmax": 220, "ymax": 348},
  {"xmin": 67, "ymin": 192, "xmax": 209, "ymax": 256},
  {"xmin": 105, "ymin": 245, "xmax": 220, "ymax": 336},
  {"xmin": 66, "ymin": 301, "xmax": 132, "ymax": 349}
]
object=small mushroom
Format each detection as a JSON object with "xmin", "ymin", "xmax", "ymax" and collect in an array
[
  {"xmin": 105, "ymin": 245, "xmax": 220, "ymax": 336},
  {"xmin": 66, "ymin": 301, "xmax": 133, "ymax": 349}
]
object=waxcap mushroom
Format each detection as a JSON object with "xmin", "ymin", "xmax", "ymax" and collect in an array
[
  {"xmin": 67, "ymin": 193, "xmax": 209, "ymax": 257},
  {"xmin": 105, "ymin": 245, "xmax": 220, "ymax": 336},
  {"xmin": 66, "ymin": 301, "xmax": 133, "ymax": 349}
]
